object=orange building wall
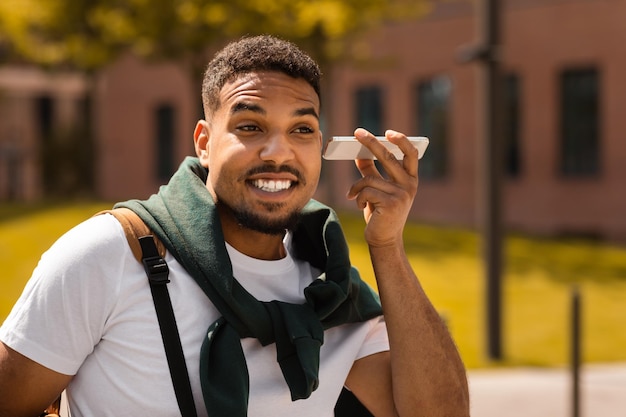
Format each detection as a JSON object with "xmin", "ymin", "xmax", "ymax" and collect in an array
[
  {"xmin": 95, "ymin": 53, "xmax": 196, "ymax": 201},
  {"xmin": 324, "ymin": 0, "xmax": 626, "ymax": 242}
]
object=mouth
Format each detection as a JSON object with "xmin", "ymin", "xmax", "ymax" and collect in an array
[
  {"xmin": 251, "ymin": 178, "xmax": 294, "ymax": 193},
  {"xmin": 245, "ymin": 165, "xmax": 304, "ymax": 194}
]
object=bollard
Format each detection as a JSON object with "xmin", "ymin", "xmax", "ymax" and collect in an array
[{"xmin": 571, "ymin": 286, "xmax": 581, "ymax": 417}]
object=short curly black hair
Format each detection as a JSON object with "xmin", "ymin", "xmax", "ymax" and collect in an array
[{"xmin": 201, "ymin": 35, "xmax": 321, "ymax": 118}]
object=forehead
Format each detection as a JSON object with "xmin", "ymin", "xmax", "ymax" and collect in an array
[{"xmin": 218, "ymin": 71, "xmax": 320, "ymax": 112}]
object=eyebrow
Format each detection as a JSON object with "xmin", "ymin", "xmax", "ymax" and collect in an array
[
  {"xmin": 231, "ymin": 102, "xmax": 265, "ymax": 115},
  {"xmin": 230, "ymin": 101, "xmax": 319, "ymax": 120},
  {"xmin": 294, "ymin": 107, "xmax": 319, "ymax": 120}
]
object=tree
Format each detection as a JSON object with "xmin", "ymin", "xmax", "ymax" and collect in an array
[{"xmin": 1, "ymin": 0, "xmax": 432, "ymax": 70}]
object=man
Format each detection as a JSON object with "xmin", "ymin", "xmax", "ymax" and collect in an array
[{"xmin": 0, "ymin": 35, "xmax": 469, "ymax": 417}]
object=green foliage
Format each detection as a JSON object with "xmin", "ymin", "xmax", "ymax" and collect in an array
[
  {"xmin": 0, "ymin": 0, "xmax": 113, "ymax": 68},
  {"xmin": 0, "ymin": 0, "xmax": 432, "ymax": 69}
]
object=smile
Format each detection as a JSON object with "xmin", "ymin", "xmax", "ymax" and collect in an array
[{"xmin": 252, "ymin": 179, "xmax": 293, "ymax": 192}]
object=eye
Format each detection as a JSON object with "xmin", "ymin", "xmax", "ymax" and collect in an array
[
  {"xmin": 293, "ymin": 126, "xmax": 315, "ymax": 134},
  {"xmin": 237, "ymin": 124, "xmax": 261, "ymax": 132}
]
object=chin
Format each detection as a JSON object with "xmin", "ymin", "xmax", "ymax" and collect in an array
[{"xmin": 234, "ymin": 208, "xmax": 302, "ymax": 236}]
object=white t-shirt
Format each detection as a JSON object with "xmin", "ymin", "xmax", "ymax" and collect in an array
[{"xmin": 0, "ymin": 214, "xmax": 389, "ymax": 417}]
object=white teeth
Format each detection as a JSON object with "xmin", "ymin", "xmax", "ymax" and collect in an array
[{"xmin": 253, "ymin": 179, "xmax": 292, "ymax": 192}]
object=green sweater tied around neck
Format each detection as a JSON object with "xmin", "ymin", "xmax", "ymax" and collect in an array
[{"xmin": 116, "ymin": 157, "xmax": 383, "ymax": 416}]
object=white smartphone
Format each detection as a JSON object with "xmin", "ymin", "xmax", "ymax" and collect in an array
[{"xmin": 322, "ymin": 136, "xmax": 429, "ymax": 160}]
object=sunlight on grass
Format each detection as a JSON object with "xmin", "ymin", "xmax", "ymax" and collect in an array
[
  {"xmin": 0, "ymin": 202, "xmax": 113, "ymax": 319},
  {"xmin": 338, "ymin": 212, "xmax": 626, "ymax": 369},
  {"xmin": 1, "ymin": 202, "xmax": 625, "ymax": 370}
]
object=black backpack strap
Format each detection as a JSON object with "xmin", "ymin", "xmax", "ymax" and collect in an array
[
  {"xmin": 98, "ymin": 209, "xmax": 198, "ymax": 417},
  {"xmin": 138, "ymin": 235, "xmax": 199, "ymax": 417},
  {"xmin": 334, "ymin": 388, "xmax": 375, "ymax": 417}
]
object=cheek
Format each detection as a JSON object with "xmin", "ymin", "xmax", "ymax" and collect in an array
[
  {"xmin": 208, "ymin": 139, "xmax": 241, "ymax": 173},
  {"xmin": 208, "ymin": 160, "xmax": 234, "ymax": 188},
  {"xmin": 206, "ymin": 153, "xmax": 234, "ymax": 192}
]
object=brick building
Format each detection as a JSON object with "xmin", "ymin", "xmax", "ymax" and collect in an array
[
  {"xmin": 326, "ymin": 0, "xmax": 626, "ymax": 243},
  {"xmin": 1, "ymin": 0, "xmax": 625, "ymax": 242}
]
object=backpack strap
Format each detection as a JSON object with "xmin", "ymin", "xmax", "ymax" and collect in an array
[
  {"xmin": 40, "ymin": 398, "xmax": 60, "ymax": 417},
  {"xmin": 98, "ymin": 209, "xmax": 198, "ymax": 417},
  {"xmin": 100, "ymin": 208, "xmax": 166, "ymax": 262}
]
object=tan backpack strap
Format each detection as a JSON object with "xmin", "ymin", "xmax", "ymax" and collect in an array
[
  {"xmin": 41, "ymin": 396, "xmax": 61, "ymax": 416},
  {"xmin": 96, "ymin": 208, "xmax": 167, "ymax": 263}
]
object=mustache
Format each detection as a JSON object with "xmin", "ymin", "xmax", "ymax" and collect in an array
[{"xmin": 244, "ymin": 164, "xmax": 306, "ymax": 184}]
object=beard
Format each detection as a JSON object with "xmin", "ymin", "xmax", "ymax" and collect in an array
[
  {"xmin": 226, "ymin": 200, "xmax": 302, "ymax": 235},
  {"xmin": 212, "ymin": 163, "xmax": 310, "ymax": 235}
]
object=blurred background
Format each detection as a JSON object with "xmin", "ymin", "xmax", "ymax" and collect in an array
[
  {"xmin": 1, "ymin": 0, "xmax": 625, "ymax": 239},
  {"xmin": 1, "ymin": 0, "xmax": 625, "ymax": 414}
]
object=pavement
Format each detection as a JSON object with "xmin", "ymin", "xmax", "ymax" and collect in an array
[{"xmin": 467, "ymin": 363, "xmax": 626, "ymax": 417}]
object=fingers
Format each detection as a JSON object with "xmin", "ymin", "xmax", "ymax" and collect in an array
[
  {"xmin": 348, "ymin": 128, "xmax": 418, "ymax": 197},
  {"xmin": 353, "ymin": 128, "xmax": 418, "ymax": 181},
  {"xmin": 347, "ymin": 128, "xmax": 420, "ymax": 245},
  {"xmin": 346, "ymin": 164, "xmax": 381, "ymax": 202},
  {"xmin": 386, "ymin": 130, "xmax": 419, "ymax": 178},
  {"xmin": 348, "ymin": 174, "xmax": 408, "ymax": 208}
]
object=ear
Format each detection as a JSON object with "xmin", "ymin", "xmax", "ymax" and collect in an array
[{"xmin": 193, "ymin": 120, "xmax": 211, "ymax": 168}]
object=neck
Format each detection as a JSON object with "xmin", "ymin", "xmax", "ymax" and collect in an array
[
  {"xmin": 228, "ymin": 230, "xmax": 287, "ymax": 260},
  {"xmin": 219, "ymin": 215, "xmax": 287, "ymax": 260}
]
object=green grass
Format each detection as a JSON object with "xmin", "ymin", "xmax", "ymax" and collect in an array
[
  {"xmin": 339, "ymin": 213, "xmax": 626, "ymax": 369},
  {"xmin": 1, "ymin": 202, "xmax": 625, "ymax": 370},
  {"xmin": 0, "ymin": 201, "xmax": 114, "ymax": 319}
]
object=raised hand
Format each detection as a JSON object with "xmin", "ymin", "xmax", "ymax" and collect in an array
[{"xmin": 346, "ymin": 128, "xmax": 419, "ymax": 248}]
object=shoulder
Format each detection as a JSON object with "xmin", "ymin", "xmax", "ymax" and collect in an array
[
  {"xmin": 0, "ymin": 214, "xmax": 139, "ymax": 375},
  {"xmin": 35, "ymin": 213, "xmax": 135, "ymax": 284},
  {"xmin": 61, "ymin": 212, "xmax": 125, "ymax": 245},
  {"xmin": 44, "ymin": 213, "xmax": 129, "ymax": 263}
]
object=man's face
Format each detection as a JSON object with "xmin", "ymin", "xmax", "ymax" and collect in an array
[{"xmin": 194, "ymin": 71, "xmax": 322, "ymax": 235}]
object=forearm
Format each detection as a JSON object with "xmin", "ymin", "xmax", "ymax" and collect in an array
[{"xmin": 370, "ymin": 243, "xmax": 469, "ymax": 417}]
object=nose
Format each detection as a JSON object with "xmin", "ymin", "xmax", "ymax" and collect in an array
[{"xmin": 259, "ymin": 132, "xmax": 295, "ymax": 164}]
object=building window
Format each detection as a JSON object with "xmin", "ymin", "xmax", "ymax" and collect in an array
[
  {"xmin": 504, "ymin": 74, "xmax": 522, "ymax": 177},
  {"xmin": 560, "ymin": 68, "xmax": 600, "ymax": 177},
  {"xmin": 155, "ymin": 104, "xmax": 176, "ymax": 182},
  {"xmin": 36, "ymin": 95, "xmax": 56, "ymax": 194},
  {"xmin": 416, "ymin": 76, "xmax": 451, "ymax": 179},
  {"xmin": 36, "ymin": 95, "xmax": 55, "ymax": 140},
  {"xmin": 73, "ymin": 94, "xmax": 95, "ymax": 192},
  {"xmin": 355, "ymin": 86, "xmax": 384, "ymax": 135},
  {"xmin": 353, "ymin": 86, "xmax": 384, "ymax": 177}
]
